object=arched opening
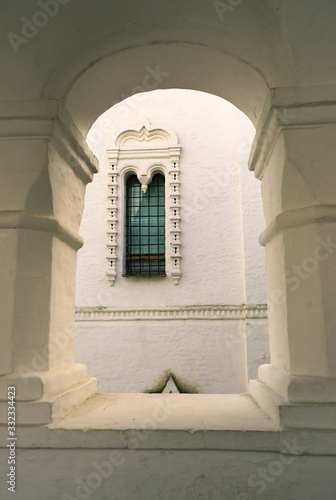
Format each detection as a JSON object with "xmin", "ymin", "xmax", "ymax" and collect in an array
[
  {"xmin": 74, "ymin": 89, "xmax": 269, "ymax": 394},
  {"xmin": 2, "ymin": 4, "xmax": 336, "ymax": 497},
  {"xmin": 5, "ymin": 24, "xmax": 333, "ymax": 433},
  {"xmin": 0, "ymin": 37, "xmax": 275, "ymax": 425},
  {"xmin": 46, "ymin": 41, "xmax": 270, "ymax": 134}
]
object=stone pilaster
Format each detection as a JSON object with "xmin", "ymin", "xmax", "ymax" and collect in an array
[
  {"xmin": 249, "ymin": 94, "xmax": 336, "ymax": 428},
  {"xmin": 0, "ymin": 100, "xmax": 98, "ymax": 424}
]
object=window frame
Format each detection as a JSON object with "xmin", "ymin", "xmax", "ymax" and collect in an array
[
  {"xmin": 106, "ymin": 123, "xmax": 182, "ymax": 286},
  {"xmin": 124, "ymin": 171, "xmax": 166, "ymax": 277}
]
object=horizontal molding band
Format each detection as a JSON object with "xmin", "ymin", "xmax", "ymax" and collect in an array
[
  {"xmin": 75, "ymin": 304, "xmax": 268, "ymax": 321},
  {"xmin": 51, "ymin": 120, "xmax": 98, "ymax": 185},
  {"xmin": 0, "ymin": 211, "xmax": 83, "ymax": 250},
  {"xmin": 107, "ymin": 147, "xmax": 182, "ymax": 161},
  {"xmin": 259, "ymin": 205, "xmax": 336, "ymax": 246},
  {"xmin": 249, "ymin": 99, "xmax": 336, "ymax": 179},
  {"xmin": 0, "ymin": 99, "xmax": 98, "ymax": 184}
]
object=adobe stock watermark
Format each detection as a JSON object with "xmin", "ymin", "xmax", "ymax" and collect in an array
[
  {"xmin": 7, "ymin": 0, "xmax": 71, "ymax": 54},
  {"xmin": 183, "ymin": 160, "xmax": 241, "ymax": 223},
  {"xmin": 16, "ymin": 324, "xmax": 72, "ymax": 383},
  {"xmin": 64, "ymin": 64, "xmax": 170, "ymax": 172},
  {"xmin": 267, "ymin": 234, "xmax": 336, "ymax": 318},
  {"xmin": 61, "ymin": 450, "xmax": 125, "ymax": 500},
  {"xmin": 236, "ymin": 437, "xmax": 306, "ymax": 499},
  {"xmin": 257, "ymin": 108, "xmax": 297, "ymax": 152},
  {"xmin": 86, "ymin": 64, "xmax": 170, "ymax": 150},
  {"xmin": 61, "ymin": 397, "xmax": 178, "ymax": 499},
  {"xmin": 213, "ymin": 0, "xmax": 245, "ymax": 21}
]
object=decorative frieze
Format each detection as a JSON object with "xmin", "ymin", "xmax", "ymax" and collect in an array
[{"xmin": 75, "ymin": 304, "xmax": 268, "ymax": 321}]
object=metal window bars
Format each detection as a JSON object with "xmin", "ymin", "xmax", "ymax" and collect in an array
[{"xmin": 125, "ymin": 173, "xmax": 165, "ymax": 276}]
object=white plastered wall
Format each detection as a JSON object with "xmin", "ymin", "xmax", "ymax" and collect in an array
[{"xmin": 75, "ymin": 90, "xmax": 269, "ymax": 393}]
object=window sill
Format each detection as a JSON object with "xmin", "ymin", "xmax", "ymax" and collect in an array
[{"xmin": 122, "ymin": 274, "xmax": 167, "ymax": 278}]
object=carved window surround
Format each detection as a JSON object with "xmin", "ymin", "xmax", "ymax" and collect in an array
[{"xmin": 106, "ymin": 122, "xmax": 182, "ymax": 286}]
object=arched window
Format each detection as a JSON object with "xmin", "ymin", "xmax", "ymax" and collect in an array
[
  {"xmin": 125, "ymin": 173, "xmax": 165, "ymax": 276},
  {"xmin": 106, "ymin": 123, "xmax": 182, "ymax": 285}
]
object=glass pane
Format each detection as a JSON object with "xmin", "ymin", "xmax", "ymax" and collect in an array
[{"xmin": 125, "ymin": 173, "xmax": 165, "ymax": 275}]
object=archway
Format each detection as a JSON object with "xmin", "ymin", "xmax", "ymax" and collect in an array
[
  {"xmin": 74, "ymin": 89, "xmax": 270, "ymax": 394},
  {"xmin": 2, "ymin": 28, "xmax": 335, "ymax": 432},
  {"xmin": 2, "ymin": 4, "xmax": 336, "ymax": 497}
]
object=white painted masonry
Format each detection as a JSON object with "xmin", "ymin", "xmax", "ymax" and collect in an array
[
  {"xmin": 75, "ymin": 90, "xmax": 269, "ymax": 393},
  {"xmin": 2, "ymin": 2, "xmax": 336, "ymax": 498}
]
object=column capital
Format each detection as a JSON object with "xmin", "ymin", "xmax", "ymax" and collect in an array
[
  {"xmin": 249, "ymin": 86, "xmax": 336, "ymax": 179},
  {"xmin": 0, "ymin": 212, "xmax": 83, "ymax": 250},
  {"xmin": 0, "ymin": 99, "xmax": 98, "ymax": 184},
  {"xmin": 259, "ymin": 205, "xmax": 336, "ymax": 246}
]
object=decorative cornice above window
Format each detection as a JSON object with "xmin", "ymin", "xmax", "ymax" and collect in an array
[
  {"xmin": 106, "ymin": 121, "xmax": 182, "ymax": 286},
  {"xmin": 115, "ymin": 124, "xmax": 179, "ymax": 148}
]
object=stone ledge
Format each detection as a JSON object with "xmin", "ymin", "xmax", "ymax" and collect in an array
[
  {"xmin": 48, "ymin": 393, "xmax": 276, "ymax": 432},
  {"xmin": 258, "ymin": 364, "xmax": 336, "ymax": 403},
  {"xmin": 0, "ymin": 377, "xmax": 97, "ymax": 425},
  {"xmin": 249, "ymin": 379, "xmax": 336, "ymax": 430},
  {"xmin": 0, "ymin": 364, "xmax": 94, "ymax": 401},
  {"xmin": 1, "ymin": 392, "xmax": 279, "ymax": 451},
  {"xmin": 1, "ymin": 393, "xmax": 336, "ymax": 455}
]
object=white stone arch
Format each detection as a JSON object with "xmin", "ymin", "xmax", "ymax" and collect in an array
[
  {"xmin": 44, "ymin": 40, "xmax": 269, "ymax": 135},
  {"xmin": 3, "ymin": 5, "xmax": 336, "ymax": 497},
  {"xmin": 1, "ymin": 5, "xmax": 336, "ymax": 434}
]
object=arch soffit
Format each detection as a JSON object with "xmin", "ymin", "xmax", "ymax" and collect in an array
[
  {"xmin": 43, "ymin": 25, "xmax": 271, "ymax": 134},
  {"xmin": 43, "ymin": 13, "xmax": 283, "ymax": 103}
]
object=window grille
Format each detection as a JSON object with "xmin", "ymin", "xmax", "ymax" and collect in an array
[{"xmin": 125, "ymin": 173, "xmax": 165, "ymax": 276}]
